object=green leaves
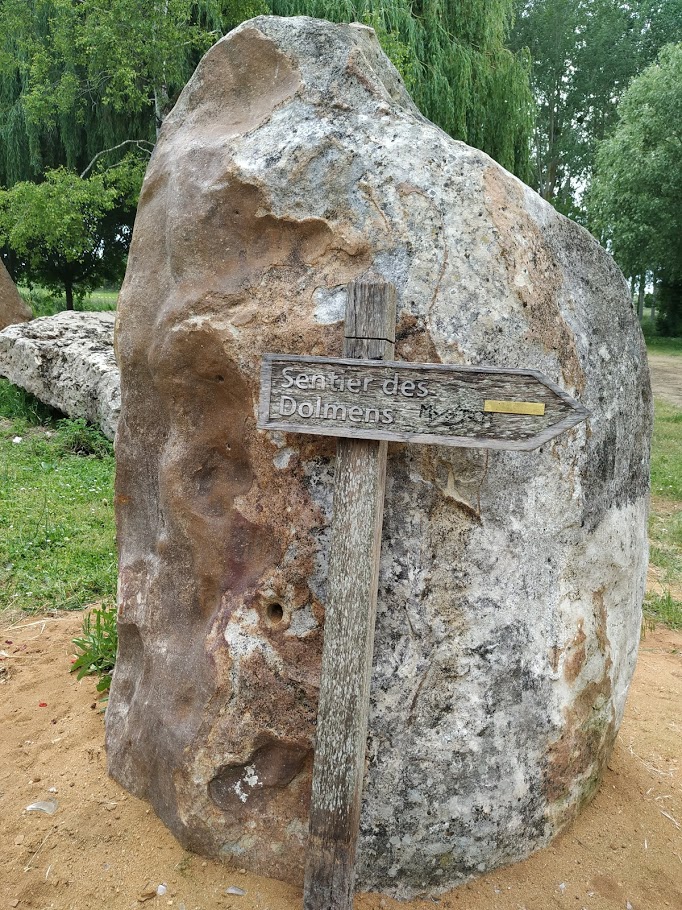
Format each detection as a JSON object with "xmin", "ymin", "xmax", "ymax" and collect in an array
[
  {"xmin": 71, "ymin": 604, "xmax": 118, "ymax": 693},
  {"xmin": 0, "ymin": 0, "xmax": 227, "ymax": 185},
  {"xmin": 589, "ymin": 43, "xmax": 682, "ymax": 331},
  {"xmin": 512, "ymin": 0, "xmax": 682, "ymax": 217},
  {"xmin": 1, "ymin": 169, "xmax": 114, "ymax": 263},
  {"xmin": 0, "ymin": 157, "xmax": 145, "ymax": 304}
]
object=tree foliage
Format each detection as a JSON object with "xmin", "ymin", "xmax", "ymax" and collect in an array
[
  {"xmin": 589, "ymin": 43, "xmax": 682, "ymax": 334},
  {"xmin": 0, "ymin": 0, "xmax": 266, "ymax": 186},
  {"xmin": 512, "ymin": 0, "xmax": 682, "ymax": 217},
  {"xmin": 0, "ymin": 0, "xmax": 533, "ymax": 184},
  {"xmin": 0, "ymin": 157, "xmax": 144, "ymax": 308},
  {"xmin": 0, "ymin": 1, "xmax": 266, "ymax": 304},
  {"xmin": 0, "ymin": 0, "xmax": 534, "ymax": 305}
]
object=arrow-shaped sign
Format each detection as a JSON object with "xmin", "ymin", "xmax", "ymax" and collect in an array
[{"xmin": 258, "ymin": 354, "xmax": 589, "ymax": 451}]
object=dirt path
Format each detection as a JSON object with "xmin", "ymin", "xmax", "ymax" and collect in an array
[
  {"xmin": 1, "ymin": 613, "xmax": 681, "ymax": 910},
  {"xmin": 648, "ymin": 354, "xmax": 682, "ymax": 409}
]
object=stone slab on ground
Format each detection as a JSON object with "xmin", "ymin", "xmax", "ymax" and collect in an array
[
  {"xmin": 0, "ymin": 261, "xmax": 31, "ymax": 331},
  {"xmin": 0, "ymin": 311, "xmax": 120, "ymax": 440},
  {"xmin": 107, "ymin": 15, "xmax": 652, "ymax": 899}
]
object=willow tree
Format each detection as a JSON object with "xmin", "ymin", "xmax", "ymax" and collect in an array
[
  {"xmin": 0, "ymin": 0, "xmax": 265, "ymax": 297},
  {"xmin": 1, "ymin": 1, "xmax": 532, "ymax": 183},
  {"xmin": 269, "ymin": 0, "xmax": 534, "ymax": 180},
  {"xmin": 0, "ymin": 0, "xmax": 266, "ymax": 187}
]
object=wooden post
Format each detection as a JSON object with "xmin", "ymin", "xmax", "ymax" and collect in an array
[{"xmin": 303, "ymin": 280, "xmax": 396, "ymax": 910}]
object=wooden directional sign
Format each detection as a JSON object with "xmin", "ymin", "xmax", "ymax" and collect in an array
[
  {"xmin": 258, "ymin": 355, "xmax": 588, "ymax": 451},
  {"xmin": 257, "ymin": 281, "xmax": 589, "ymax": 910}
]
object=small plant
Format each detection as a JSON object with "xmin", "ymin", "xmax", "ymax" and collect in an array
[
  {"xmin": 71, "ymin": 603, "xmax": 118, "ymax": 693},
  {"xmin": 643, "ymin": 590, "xmax": 682, "ymax": 631},
  {"xmin": 56, "ymin": 418, "xmax": 113, "ymax": 458}
]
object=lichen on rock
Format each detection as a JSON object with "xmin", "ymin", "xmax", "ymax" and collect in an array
[{"xmin": 106, "ymin": 16, "xmax": 652, "ymax": 899}]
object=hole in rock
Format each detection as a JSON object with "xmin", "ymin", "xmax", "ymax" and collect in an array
[{"xmin": 267, "ymin": 602, "xmax": 284, "ymax": 624}]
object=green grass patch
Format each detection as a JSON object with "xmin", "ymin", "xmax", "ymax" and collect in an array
[
  {"xmin": 82, "ymin": 289, "xmax": 118, "ymax": 311},
  {"xmin": 0, "ymin": 380, "xmax": 62, "ymax": 425},
  {"xmin": 643, "ymin": 590, "xmax": 682, "ymax": 631},
  {"xmin": 648, "ymin": 395, "xmax": 682, "ymax": 600},
  {"xmin": 643, "ymin": 322, "xmax": 682, "ymax": 355},
  {"xmin": 0, "ymin": 380, "xmax": 116, "ymax": 615},
  {"xmin": 650, "ymin": 399, "xmax": 682, "ymax": 502},
  {"xmin": 18, "ymin": 286, "xmax": 118, "ymax": 318}
]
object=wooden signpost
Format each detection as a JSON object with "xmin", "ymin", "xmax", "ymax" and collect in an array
[{"xmin": 257, "ymin": 281, "xmax": 589, "ymax": 910}]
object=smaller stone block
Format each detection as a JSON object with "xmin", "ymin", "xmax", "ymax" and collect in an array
[{"xmin": 0, "ymin": 311, "xmax": 120, "ymax": 439}]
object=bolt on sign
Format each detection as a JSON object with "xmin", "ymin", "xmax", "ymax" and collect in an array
[{"xmin": 257, "ymin": 281, "xmax": 589, "ymax": 910}]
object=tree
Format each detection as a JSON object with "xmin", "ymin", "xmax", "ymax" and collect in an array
[
  {"xmin": 0, "ymin": 0, "xmax": 265, "ymax": 186},
  {"xmin": 511, "ymin": 0, "xmax": 643, "ymax": 216},
  {"xmin": 2, "ymin": 1, "xmax": 534, "ymax": 183},
  {"xmin": 0, "ymin": 1, "xmax": 265, "ymax": 309},
  {"xmin": 0, "ymin": 0, "xmax": 535, "ymax": 309},
  {"xmin": 511, "ymin": 0, "xmax": 682, "ymax": 218},
  {"xmin": 589, "ymin": 43, "xmax": 682, "ymax": 335},
  {"xmin": 269, "ymin": 0, "xmax": 535, "ymax": 180},
  {"xmin": 0, "ymin": 157, "xmax": 144, "ymax": 309}
]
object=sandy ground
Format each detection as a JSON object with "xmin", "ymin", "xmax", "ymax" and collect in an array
[
  {"xmin": 648, "ymin": 354, "xmax": 682, "ymax": 409},
  {"xmin": 1, "ymin": 611, "xmax": 680, "ymax": 910}
]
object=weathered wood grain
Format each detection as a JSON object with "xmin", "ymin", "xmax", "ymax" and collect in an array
[
  {"xmin": 258, "ymin": 355, "xmax": 589, "ymax": 451},
  {"xmin": 303, "ymin": 281, "xmax": 395, "ymax": 910}
]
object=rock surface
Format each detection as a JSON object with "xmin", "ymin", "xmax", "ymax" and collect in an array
[
  {"xmin": 0, "ymin": 261, "xmax": 31, "ymax": 330},
  {"xmin": 0, "ymin": 311, "xmax": 120, "ymax": 439},
  {"xmin": 106, "ymin": 16, "xmax": 652, "ymax": 899}
]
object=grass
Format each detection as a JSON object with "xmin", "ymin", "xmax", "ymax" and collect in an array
[
  {"xmin": 0, "ymin": 380, "xmax": 116, "ymax": 614},
  {"xmin": 640, "ymin": 313, "xmax": 682, "ymax": 354},
  {"xmin": 643, "ymin": 590, "xmax": 682, "ymax": 631},
  {"xmin": 0, "ymin": 380, "xmax": 62, "ymax": 425},
  {"xmin": 649, "ymin": 399, "xmax": 682, "ymax": 502},
  {"xmin": 644, "ymin": 334, "xmax": 682, "ymax": 356},
  {"xmin": 18, "ymin": 286, "xmax": 118, "ymax": 318},
  {"xmin": 644, "ymin": 325, "xmax": 682, "ymax": 629}
]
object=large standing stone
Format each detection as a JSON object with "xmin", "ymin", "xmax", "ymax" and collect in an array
[
  {"xmin": 106, "ymin": 16, "xmax": 652, "ymax": 899},
  {"xmin": 0, "ymin": 261, "xmax": 31, "ymax": 331}
]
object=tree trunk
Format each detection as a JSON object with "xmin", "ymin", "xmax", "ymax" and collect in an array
[
  {"xmin": 65, "ymin": 281, "xmax": 74, "ymax": 311},
  {"xmin": 637, "ymin": 273, "xmax": 645, "ymax": 321},
  {"xmin": 658, "ymin": 280, "xmax": 682, "ymax": 337},
  {"xmin": 651, "ymin": 273, "xmax": 659, "ymax": 325}
]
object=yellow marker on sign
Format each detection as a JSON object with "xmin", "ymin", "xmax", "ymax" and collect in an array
[{"xmin": 484, "ymin": 399, "xmax": 546, "ymax": 416}]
